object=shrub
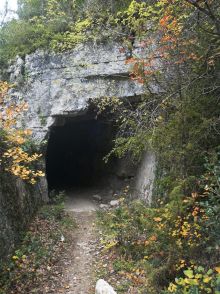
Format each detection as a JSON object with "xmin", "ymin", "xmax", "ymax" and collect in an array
[
  {"xmin": 99, "ymin": 155, "xmax": 220, "ymax": 293},
  {"xmin": 167, "ymin": 266, "xmax": 220, "ymax": 294}
]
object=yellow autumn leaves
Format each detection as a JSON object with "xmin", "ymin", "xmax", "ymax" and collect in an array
[
  {"xmin": 4, "ymin": 151, "xmax": 45, "ymax": 184},
  {"xmin": 0, "ymin": 81, "xmax": 45, "ymax": 184},
  {"xmin": 168, "ymin": 266, "xmax": 220, "ymax": 293}
]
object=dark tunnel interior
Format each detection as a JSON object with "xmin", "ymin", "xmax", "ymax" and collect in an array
[{"xmin": 46, "ymin": 117, "xmax": 116, "ymax": 190}]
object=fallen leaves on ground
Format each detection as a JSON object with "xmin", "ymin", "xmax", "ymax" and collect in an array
[{"xmin": 0, "ymin": 204, "xmax": 76, "ymax": 294}]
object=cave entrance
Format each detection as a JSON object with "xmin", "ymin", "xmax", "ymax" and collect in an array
[{"xmin": 46, "ymin": 116, "xmax": 116, "ymax": 190}]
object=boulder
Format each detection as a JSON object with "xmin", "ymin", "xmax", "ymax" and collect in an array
[
  {"xmin": 95, "ymin": 279, "xmax": 117, "ymax": 294},
  {"xmin": 99, "ymin": 204, "xmax": 109, "ymax": 210},
  {"xmin": 109, "ymin": 200, "xmax": 120, "ymax": 207},
  {"xmin": 93, "ymin": 194, "xmax": 102, "ymax": 201}
]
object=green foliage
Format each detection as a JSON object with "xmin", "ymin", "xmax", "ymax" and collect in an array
[
  {"xmin": 50, "ymin": 17, "xmax": 93, "ymax": 52},
  {"xmin": 0, "ymin": 18, "xmax": 53, "ymax": 65},
  {"xmin": 98, "ymin": 0, "xmax": 220, "ymax": 198},
  {"xmin": 166, "ymin": 266, "xmax": 220, "ymax": 294},
  {"xmin": 98, "ymin": 157, "xmax": 220, "ymax": 293},
  {"xmin": 92, "ymin": 5, "xmax": 220, "ymax": 292},
  {"xmin": 17, "ymin": 0, "xmax": 47, "ymax": 19},
  {"xmin": 39, "ymin": 191, "xmax": 65, "ymax": 220},
  {"xmin": 0, "ymin": 0, "xmax": 137, "ymax": 67}
]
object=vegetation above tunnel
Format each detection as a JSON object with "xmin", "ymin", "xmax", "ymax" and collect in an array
[{"xmin": 0, "ymin": 0, "xmax": 133, "ymax": 67}]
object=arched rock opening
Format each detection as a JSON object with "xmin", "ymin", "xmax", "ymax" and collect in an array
[{"xmin": 46, "ymin": 116, "xmax": 117, "ymax": 190}]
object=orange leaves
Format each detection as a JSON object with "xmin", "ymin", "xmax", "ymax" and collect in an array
[
  {"xmin": 127, "ymin": 57, "xmax": 156, "ymax": 84},
  {"xmin": 192, "ymin": 206, "xmax": 200, "ymax": 217},
  {"xmin": 159, "ymin": 15, "xmax": 171, "ymax": 27},
  {"xmin": 161, "ymin": 34, "xmax": 175, "ymax": 42},
  {"xmin": 159, "ymin": 13, "xmax": 182, "ymax": 37},
  {"xmin": 120, "ymin": 268, "xmax": 146, "ymax": 286},
  {"xmin": 153, "ymin": 217, "xmax": 162, "ymax": 222},
  {"xmin": 0, "ymin": 80, "xmax": 44, "ymax": 184},
  {"xmin": 215, "ymin": 267, "xmax": 220, "ymax": 274},
  {"xmin": 133, "ymin": 234, "xmax": 158, "ymax": 247},
  {"xmin": 143, "ymin": 70, "xmax": 154, "ymax": 76},
  {"xmin": 150, "ymin": 235, "xmax": 157, "ymax": 241},
  {"xmin": 125, "ymin": 0, "xmax": 201, "ymax": 85},
  {"xmin": 125, "ymin": 57, "xmax": 138, "ymax": 65}
]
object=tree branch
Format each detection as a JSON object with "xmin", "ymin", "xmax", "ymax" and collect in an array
[{"xmin": 185, "ymin": 0, "xmax": 220, "ymax": 35}]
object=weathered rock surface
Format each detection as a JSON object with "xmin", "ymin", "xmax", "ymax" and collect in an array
[
  {"xmin": 99, "ymin": 204, "xmax": 109, "ymax": 210},
  {"xmin": 0, "ymin": 173, "xmax": 48, "ymax": 261},
  {"xmin": 7, "ymin": 42, "xmax": 157, "ymax": 203},
  {"xmin": 135, "ymin": 151, "xmax": 156, "ymax": 203},
  {"xmin": 109, "ymin": 200, "xmax": 120, "ymax": 207},
  {"xmin": 8, "ymin": 43, "xmax": 145, "ymax": 141}
]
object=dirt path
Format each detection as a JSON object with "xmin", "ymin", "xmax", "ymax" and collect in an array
[
  {"xmin": 61, "ymin": 211, "xmax": 97, "ymax": 294},
  {"xmin": 60, "ymin": 189, "xmax": 104, "ymax": 294},
  {"xmin": 43, "ymin": 188, "xmax": 115, "ymax": 294},
  {"xmin": 0, "ymin": 188, "xmax": 115, "ymax": 294}
]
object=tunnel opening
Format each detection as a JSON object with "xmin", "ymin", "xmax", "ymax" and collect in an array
[{"xmin": 46, "ymin": 116, "xmax": 117, "ymax": 191}]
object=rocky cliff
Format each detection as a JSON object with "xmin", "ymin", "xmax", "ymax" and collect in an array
[
  {"xmin": 8, "ymin": 43, "xmax": 144, "ymax": 141},
  {"xmin": 7, "ymin": 42, "xmax": 156, "ymax": 199},
  {"xmin": 0, "ymin": 42, "xmax": 157, "ymax": 260}
]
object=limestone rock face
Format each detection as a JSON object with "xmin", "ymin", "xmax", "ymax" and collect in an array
[
  {"xmin": 8, "ymin": 43, "xmax": 158, "ymax": 202},
  {"xmin": 95, "ymin": 279, "xmax": 117, "ymax": 294},
  {"xmin": 7, "ymin": 42, "xmax": 156, "ymax": 203},
  {"xmin": 8, "ymin": 43, "xmax": 144, "ymax": 141}
]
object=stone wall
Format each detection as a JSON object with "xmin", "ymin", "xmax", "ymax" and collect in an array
[
  {"xmin": 0, "ymin": 171, "xmax": 47, "ymax": 261},
  {"xmin": 135, "ymin": 152, "xmax": 156, "ymax": 204}
]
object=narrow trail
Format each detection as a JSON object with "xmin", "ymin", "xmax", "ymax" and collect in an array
[
  {"xmin": 58, "ymin": 188, "xmax": 111, "ymax": 294},
  {"xmin": 61, "ymin": 211, "xmax": 97, "ymax": 294}
]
